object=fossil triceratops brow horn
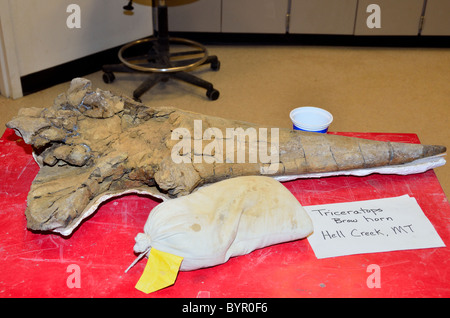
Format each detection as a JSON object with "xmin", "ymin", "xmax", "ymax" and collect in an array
[{"xmin": 6, "ymin": 78, "xmax": 446, "ymax": 236}]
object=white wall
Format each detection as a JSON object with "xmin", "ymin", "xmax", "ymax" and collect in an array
[
  {"xmin": 0, "ymin": 0, "xmax": 22, "ymax": 98},
  {"xmin": 0, "ymin": 0, "xmax": 153, "ymax": 98}
]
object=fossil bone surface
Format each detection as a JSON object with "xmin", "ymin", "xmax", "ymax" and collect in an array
[{"xmin": 6, "ymin": 78, "xmax": 446, "ymax": 236}]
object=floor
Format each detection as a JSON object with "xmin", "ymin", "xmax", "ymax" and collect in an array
[{"xmin": 1, "ymin": 44, "xmax": 449, "ymax": 198}]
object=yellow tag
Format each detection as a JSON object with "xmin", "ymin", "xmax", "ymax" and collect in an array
[{"xmin": 135, "ymin": 248, "xmax": 183, "ymax": 294}]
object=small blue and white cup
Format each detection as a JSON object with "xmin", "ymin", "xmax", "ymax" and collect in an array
[{"xmin": 290, "ymin": 107, "xmax": 333, "ymax": 133}]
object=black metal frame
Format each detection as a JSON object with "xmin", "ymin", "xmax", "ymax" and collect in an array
[{"xmin": 102, "ymin": 0, "xmax": 220, "ymax": 101}]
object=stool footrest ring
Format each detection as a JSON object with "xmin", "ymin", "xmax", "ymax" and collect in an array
[{"xmin": 118, "ymin": 37, "xmax": 209, "ymax": 73}]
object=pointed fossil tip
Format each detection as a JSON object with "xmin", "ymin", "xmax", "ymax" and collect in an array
[{"xmin": 423, "ymin": 145, "xmax": 447, "ymax": 157}]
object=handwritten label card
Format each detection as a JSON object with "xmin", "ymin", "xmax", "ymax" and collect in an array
[{"xmin": 304, "ymin": 195, "xmax": 445, "ymax": 259}]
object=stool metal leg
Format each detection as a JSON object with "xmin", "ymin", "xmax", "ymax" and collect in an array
[
  {"xmin": 133, "ymin": 74, "xmax": 166, "ymax": 101},
  {"xmin": 173, "ymin": 72, "xmax": 219, "ymax": 100}
]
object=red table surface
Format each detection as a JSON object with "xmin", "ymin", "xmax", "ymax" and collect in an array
[{"xmin": 0, "ymin": 128, "xmax": 449, "ymax": 298}]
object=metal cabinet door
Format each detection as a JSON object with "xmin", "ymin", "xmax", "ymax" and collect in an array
[
  {"xmin": 421, "ymin": 0, "xmax": 450, "ymax": 35},
  {"xmin": 289, "ymin": 0, "xmax": 358, "ymax": 35},
  {"xmin": 221, "ymin": 0, "xmax": 289, "ymax": 33},
  {"xmin": 354, "ymin": 0, "xmax": 424, "ymax": 35},
  {"xmin": 167, "ymin": 0, "xmax": 222, "ymax": 32}
]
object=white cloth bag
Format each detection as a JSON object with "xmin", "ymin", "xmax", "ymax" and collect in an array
[{"xmin": 134, "ymin": 176, "xmax": 313, "ymax": 271}]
